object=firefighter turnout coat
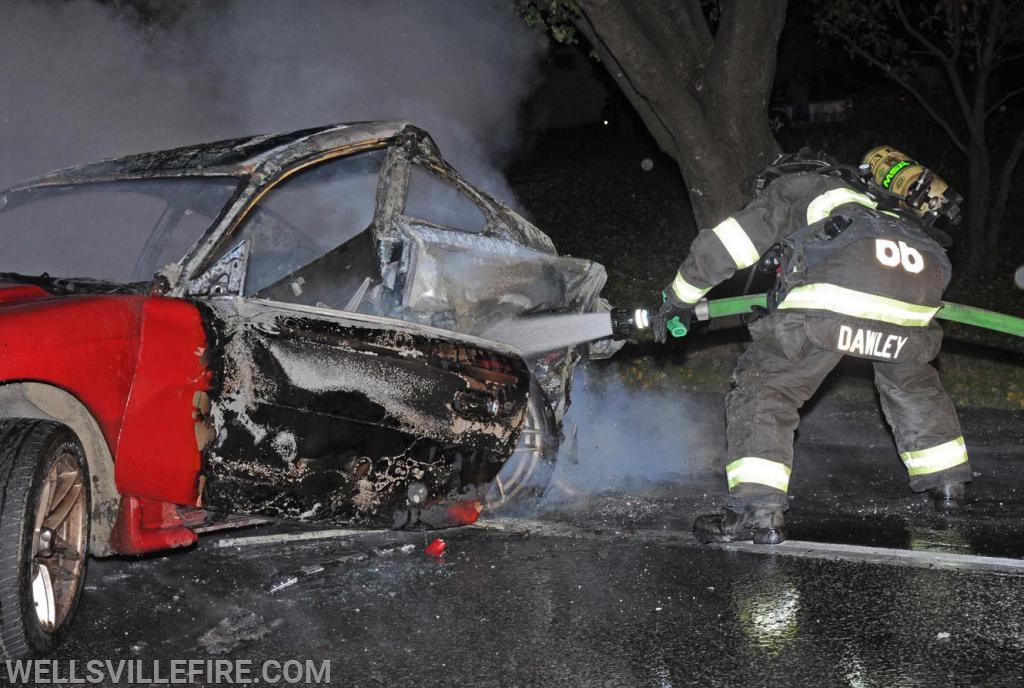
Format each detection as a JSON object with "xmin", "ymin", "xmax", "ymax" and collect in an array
[{"xmin": 672, "ymin": 172, "xmax": 970, "ymax": 507}]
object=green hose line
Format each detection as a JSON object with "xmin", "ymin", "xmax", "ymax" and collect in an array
[
  {"xmin": 933, "ymin": 301, "xmax": 1024, "ymax": 337},
  {"xmin": 698, "ymin": 293, "xmax": 1024, "ymax": 338},
  {"xmin": 703, "ymin": 294, "xmax": 768, "ymax": 319}
]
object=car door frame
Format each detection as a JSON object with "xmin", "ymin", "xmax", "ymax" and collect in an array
[{"xmin": 176, "ymin": 142, "xmax": 532, "ymax": 525}]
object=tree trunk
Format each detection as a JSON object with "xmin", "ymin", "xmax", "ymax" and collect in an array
[
  {"xmin": 966, "ymin": 138, "xmax": 992, "ymax": 270},
  {"xmin": 575, "ymin": 0, "xmax": 786, "ymax": 227}
]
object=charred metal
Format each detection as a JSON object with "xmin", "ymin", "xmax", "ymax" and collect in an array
[
  {"xmin": 0, "ymin": 120, "xmax": 620, "ymax": 546},
  {"xmin": 197, "ymin": 303, "xmax": 530, "ymax": 527}
]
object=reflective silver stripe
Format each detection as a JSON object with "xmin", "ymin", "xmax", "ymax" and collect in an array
[
  {"xmin": 778, "ymin": 283, "xmax": 938, "ymax": 327},
  {"xmin": 712, "ymin": 217, "xmax": 760, "ymax": 269},
  {"xmin": 806, "ymin": 188, "xmax": 877, "ymax": 224},
  {"xmin": 634, "ymin": 308, "xmax": 650, "ymax": 329},
  {"xmin": 671, "ymin": 272, "xmax": 710, "ymax": 304},
  {"xmin": 901, "ymin": 436, "xmax": 968, "ymax": 476},
  {"xmin": 726, "ymin": 457, "xmax": 791, "ymax": 492}
]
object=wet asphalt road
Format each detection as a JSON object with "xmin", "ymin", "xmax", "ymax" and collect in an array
[
  {"xmin": 40, "ymin": 380, "xmax": 1024, "ymax": 688},
  {"xmin": 51, "ymin": 508, "xmax": 1024, "ymax": 688}
]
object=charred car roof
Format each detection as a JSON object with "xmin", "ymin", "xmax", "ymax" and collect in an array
[{"xmin": 0, "ymin": 120, "xmax": 420, "ymax": 202}]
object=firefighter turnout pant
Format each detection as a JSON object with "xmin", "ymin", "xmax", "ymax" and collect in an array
[{"xmin": 723, "ymin": 312, "xmax": 971, "ymax": 511}]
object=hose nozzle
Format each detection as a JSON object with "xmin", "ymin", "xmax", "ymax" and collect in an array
[{"xmin": 610, "ymin": 307, "xmax": 651, "ymax": 340}]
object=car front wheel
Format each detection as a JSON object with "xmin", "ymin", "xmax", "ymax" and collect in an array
[{"xmin": 0, "ymin": 420, "xmax": 90, "ymax": 659}]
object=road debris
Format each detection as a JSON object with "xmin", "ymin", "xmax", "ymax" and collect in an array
[
  {"xmin": 375, "ymin": 543, "xmax": 418, "ymax": 557},
  {"xmin": 265, "ymin": 575, "xmax": 299, "ymax": 595},
  {"xmin": 198, "ymin": 611, "xmax": 284, "ymax": 655},
  {"xmin": 425, "ymin": 538, "xmax": 446, "ymax": 557}
]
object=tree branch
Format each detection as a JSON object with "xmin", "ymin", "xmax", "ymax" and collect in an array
[
  {"xmin": 579, "ymin": 0, "xmax": 698, "ymax": 102},
  {"xmin": 989, "ymin": 124, "xmax": 1024, "ymax": 243},
  {"xmin": 971, "ymin": 0, "xmax": 1004, "ymax": 129},
  {"xmin": 706, "ymin": 0, "xmax": 786, "ymax": 108},
  {"xmin": 987, "ymin": 85, "xmax": 1024, "ymax": 116},
  {"xmin": 972, "ymin": 0, "xmax": 983, "ymax": 68},
  {"xmin": 841, "ymin": 39, "xmax": 967, "ymax": 153},
  {"xmin": 981, "ymin": 0, "xmax": 1004, "ymax": 70},
  {"xmin": 636, "ymin": 0, "xmax": 712, "ymax": 80},
  {"xmin": 951, "ymin": 0, "xmax": 964, "ymax": 63},
  {"xmin": 572, "ymin": 9, "xmax": 680, "ymax": 157},
  {"xmin": 994, "ymin": 49, "xmax": 1024, "ymax": 68},
  {"xmin": 895, "ymin": 0, "xmax": 978, "ymax": 139},
  {"xmin": 893, "ymin": 0, "xmax": 954, "ymax": 65}
]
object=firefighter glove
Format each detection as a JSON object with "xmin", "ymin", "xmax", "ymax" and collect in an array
[{"xmin": 653, "ymin": 290, "xmax": 693, "ymax": 343}]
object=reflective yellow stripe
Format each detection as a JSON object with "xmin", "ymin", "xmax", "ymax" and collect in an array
[
  {"xmin": 726, "ymin": 457, "xmax": 791, "ymax": 492},
  {"xmin": 672, "ymin": 272, "xmax": 710, "ymax": 304},
  {"xmin": 806, "ymin": 188, "xmax": 877, "ymax": 223},
  {"xmin": 712, "ymin": 217, "xmax": 760, "ymax": 269},
  {"xmin": 778, "ymin": 283, "xmax": 938, "ymax": 326},
  {"xmin": 901, "ymin": 436, "xmax": 968, "ymax": 476}
]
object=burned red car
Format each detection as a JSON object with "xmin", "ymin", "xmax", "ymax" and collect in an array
[{"xmin": 0, "ymin": 122, "xmax": 617, "ymax": 656}]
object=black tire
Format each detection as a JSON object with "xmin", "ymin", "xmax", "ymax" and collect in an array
[{"xmin": 0, "ymin": 420, "xmax": 91, "ymax": 659}]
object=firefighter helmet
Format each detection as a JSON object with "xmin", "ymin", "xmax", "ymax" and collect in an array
[
  {"xmin": 862, "ymin": 146, "xmax": 962, "ymax": 227},
  {"xmin": 754, "ymin": 148, "xmax": 841, "ymax": 195}
]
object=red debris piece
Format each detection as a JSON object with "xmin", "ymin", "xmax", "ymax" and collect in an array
[
  {"xmin": 446, "ymin": 501, "xmax": 483, "ymax": 526},
  {"xmin": 425, "ymin": 538, "xmax": 446, "ymax": 557}
]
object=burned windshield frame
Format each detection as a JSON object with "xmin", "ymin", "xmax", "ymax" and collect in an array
[
  {"xmin": 132, "ymin": 178, "xmax": 243, "ymax": 280},
  {"xmin": 0, "ymin": 176, "xmax": 241, "ymax": 285}
]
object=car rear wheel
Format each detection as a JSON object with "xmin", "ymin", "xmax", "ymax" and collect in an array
[
  {"xmin": 0, "ymin": 420, "xmax": 90, "ymax": 659},
  {"xmin": 482, "ymin": 386, "xmax": 557, "ymax": 512}
]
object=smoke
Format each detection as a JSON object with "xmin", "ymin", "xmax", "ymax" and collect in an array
[
  {"xmin": 0, "ymin": 0, "xmax": 544, "ymax": 196},
  {"xmin": 543, "ymin": 362, "xmax": 726, "ymax": 502}
]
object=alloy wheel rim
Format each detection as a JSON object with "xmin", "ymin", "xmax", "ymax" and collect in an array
[
  {"xmin": 486, "ymin": 401, "xmax": 544, "ymax": 507},
  {"xmin": 31, "ymin": 448, "xmax": 87, "ymax": 631}
]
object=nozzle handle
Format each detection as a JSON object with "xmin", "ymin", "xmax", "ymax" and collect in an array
[{"xmin": 657, "ymin": 291, "xmax": 690, "ymax": 338}]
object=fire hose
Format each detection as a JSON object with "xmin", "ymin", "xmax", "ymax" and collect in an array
[{"xmin": 610, "ymin": 295, "xmax": 1024, "ymax": 339}]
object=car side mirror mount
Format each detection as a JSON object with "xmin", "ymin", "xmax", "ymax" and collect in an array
[{"xmin": 188, "ymin": 240, "xmax": 249, "ymax": 297}]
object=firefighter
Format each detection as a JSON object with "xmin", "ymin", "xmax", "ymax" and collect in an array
[{"xmin": 654, "ymin": 147, "xmax": 971, "ymax": 545}]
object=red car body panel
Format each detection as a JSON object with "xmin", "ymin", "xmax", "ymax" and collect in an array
[
  {"xmin": 0, "ymin": 283, "xmax": 50, "ymax": 305},
  {"xmin": 0, "ymin": 289, "xmax": 210, "ymax": 554},
  {"xmin": 108, "ymin": 496, "xmax": 199, "ymax": 554},
  {"xmin": 0, "ymin": 291, "xmax": 144, "ymax": 451},
  {"xmin": 115, "ymin": 296, "xmax": 209, "ymax": 507}
]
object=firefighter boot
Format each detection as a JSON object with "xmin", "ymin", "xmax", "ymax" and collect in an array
[
  {"xmin": 692, "ymin": 505, "xmax": 786, "ymax": 545},
  {"xmin": 928, "ymin": 482, "xmax": 966, "ymax": 513}
]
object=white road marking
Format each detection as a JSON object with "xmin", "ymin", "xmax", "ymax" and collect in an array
[{"xmin": 478, "ymin": 518, "xmax": 1024, "ymax": 575}]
